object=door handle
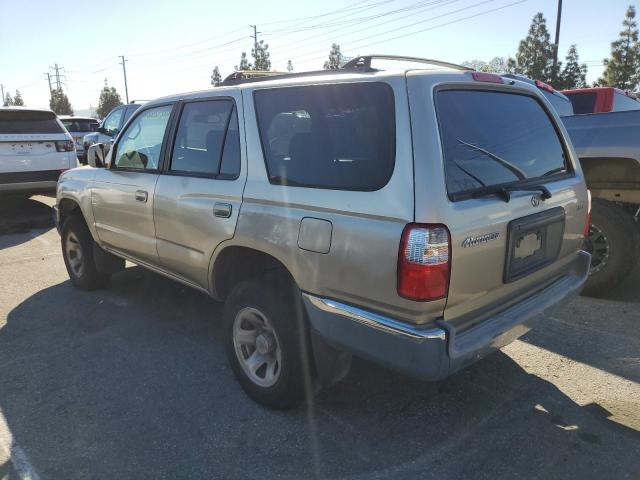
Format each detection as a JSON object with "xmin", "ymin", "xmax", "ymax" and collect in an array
[
  {"xmin": 213, "ymin": 202, "xmax": 232, "ymax": 218},
  {"xmin": 134, "ymin": 190, "xmax": 148, "ymax": 203}
]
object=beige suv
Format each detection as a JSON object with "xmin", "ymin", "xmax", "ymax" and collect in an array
[{"xmin": 55, "ymin": 56, "xmax": 591, "ymax": 409}]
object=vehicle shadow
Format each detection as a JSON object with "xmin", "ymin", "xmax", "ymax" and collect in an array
[
  {"xmin": 0, "ymin": 196, "xmax": 54, "ymax": 250},
  {"xmin": 0, "ymin": 267, "xmax": 638, "ymax": 479}
]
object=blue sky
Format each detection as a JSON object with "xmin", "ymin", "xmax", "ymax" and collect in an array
[{"xmin": 1, "ymin": 0, "xmax": 637, "ymax": 112}]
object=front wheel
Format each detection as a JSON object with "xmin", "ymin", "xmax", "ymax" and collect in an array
[
  {"xmin": 223, "ymin": 273, "xmax": 314, "ymax": 409},
  {"xmin": 61, "ymin": 216, "xmax": 110, "ymax": 290},
  {"xmin": 583, "ymin": 199, "xmax": 638, "ymax": 296}
]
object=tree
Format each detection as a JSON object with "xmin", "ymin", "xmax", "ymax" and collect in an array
[
  {"xmin": 211, "ymin": 66, "xmax": 222, "ymax": 86},
  {"xmin": 323, "ymin": 43, "xmax": 344, "ymax": 70},
  {"xmin": 3, "ymin": 92, "xmax": 14, "ymax": 106},
  {"xmin": 512, "ymin": 13, "xmax": 557, "ymax": 83},
  {"xmin": 286, "ymin": 60, "xmax": 294, "ymax": 72},
  {"xmin": 251, "ymin": 40, "xmax": 271, "ymax": 71},
  {"xmin": 235, "ymin": 52, "xmax": 252, "ymax": 71},
  {"xmin": 462, "ymin": 57, "xmax": 509, "ymax": 73},
  {"xmin": 50, "ymin": 88, "xmax": 73, "ymax": 115},
  {"xmin": 597, "ymin": 6, "xmax": 640, "ymax": 90},
  {"xmin": 13, "ymin": 90, "xmax": 24, "ymax": 106},
  {"xmin": 555, "ymin": 45, "xmax": 588, "ymax": 90},
  {"xmin": 96, "ymin": 79, "xmax": 122, "ymax": 118}
]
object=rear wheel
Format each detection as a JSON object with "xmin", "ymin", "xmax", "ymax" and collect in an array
[
  {"xmin": 583, "ymin": 199, "xmax": 638, "ymax": 296},
  {"xmin": 61, "ymin": 216, "xmax": 110, "ymax": 290},
  {"xmin": 223, "ymin": 273, "xmax": 314, "ymax": 409}
]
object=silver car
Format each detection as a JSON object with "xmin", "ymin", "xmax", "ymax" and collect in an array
[
  {"xmin": 55, "ymin": 55, "xmax": 591, "ymax": 409},
  {"xmin": 59, "ymin": 115, "xmax": 99, "ymax": 160}
]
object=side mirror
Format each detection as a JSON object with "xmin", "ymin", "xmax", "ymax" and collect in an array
[
  {"xmin": 87, "ymin": 143, "xmax": 111, "ymax": 168},
  {"xmin": 97, "ymin": 126, "xmax": 107, "ymax": 134}
]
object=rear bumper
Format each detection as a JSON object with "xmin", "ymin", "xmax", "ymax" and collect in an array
[
  {"xmin": 0, "ymin": 180, "xmax": 57, "ymax": 195},
  {"xmin": 302, "ymin": 250, "xmax": 591, "ymax": 380}
]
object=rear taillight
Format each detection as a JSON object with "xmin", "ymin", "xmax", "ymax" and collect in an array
[
  {"xmin": 583, "ymin": 190, "xmax": 592, "ymax": 238},
  {"xmin": 55, "ymin": 140, "xmax": 75, "ymax": 152},
  {"xmin": 397, "ymin": 224, "xmax": 451, "ymax": 301},
  {"xmin": 471, "ymin": 72, "xmax": 504, "ymax": 84}
]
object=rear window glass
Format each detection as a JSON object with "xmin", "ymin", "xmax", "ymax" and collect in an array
[
  {"xmin": 61, "ymin": 119, "xmax": 99, "ymax": 132},
  {"xmin": 254, "ymin": 82, "xmax": 395, "ymax": 191},
  {"xmin": 612, "ymin": 92, "xmax": 640, "ymax": 112},
  {"xmin": 566, "ymin": 92, "xmax": 597, "ymax": 114},
  {"xmin": 437, "ymin": 90, "xmax": 568, "ymax": 198},
  {"xmin": 0, "ymin": 110, "xmax": 64, "ymax": 134}
]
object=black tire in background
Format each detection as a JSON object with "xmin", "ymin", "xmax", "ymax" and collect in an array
[
  {"xmin": 61, "ymin": 216, "xmax": 111, "ymax": 290},
  {"xmin": 583, "ymin": 199, "xmax": 639, "ymax": 297},
  {"xmin": 223, "ymin": 273, "xmax": 315, "ymax": 409}
]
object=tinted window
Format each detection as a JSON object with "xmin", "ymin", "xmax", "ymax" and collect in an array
[
  {"xmin": 254, "ymin": 83, "xmax": 395, "ymax": 191},
  {"xmin": 542, "ymin": 91, "xmax": 573, "ymax": 116},
  {"xmin": 115, "ymin": 105, "xmax": 172, "ymax": 170},
  {"xmin": 61, "ymin": 119, "xmax": 99, "ymax": 132},
  {"xmin": 567, "ymin": 92, "xmax": 597, "ymax": 114},
  {"xmin": 171, "ymin": 100, "xmax": 239, "ymax": 177},
  {"xmin": 123, "ymin": 105, "xmax": 139, "ymax": 124},
  {"xmin": 219, "ymin": 107, "xmax": 241, "ymax": 178},
  {"xmin": 437, "ymin": 90, "xmax": 568, "ymax": 197},
  {"xmin": 102, "ymin": 108, "xmax": 124, "ymax": 134},
  {"xmin": 0, "ymin": 110, "xmax": 64, "ymax": 134},
  {"xmin": 612, "ymin": 92, "xmax": 640, "ymax": 112}
]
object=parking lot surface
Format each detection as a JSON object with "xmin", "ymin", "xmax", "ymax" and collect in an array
[{"xmin": 1, "ymin": 196, "xmax": 639, "ymax": 480}]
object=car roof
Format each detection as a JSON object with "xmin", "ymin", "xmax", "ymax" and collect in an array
[
  {"xmin": 58, "ymin": 115, "xmax": 99, "ymax": 121},
  {"xmin": 0, "ymin": 106, "xmax": 54, "ymax": 113}
]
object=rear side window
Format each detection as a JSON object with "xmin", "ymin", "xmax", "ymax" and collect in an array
[
  {"xmin": 567, "ymin": 92, "xmax": 597, "ymax": 114},
  {"xmin": 254, "ymin": 82, "xmax": 395, "ymax": 191},
  {"xmin": 0, "ymin": 110, "xmax": 64, "ymax": 134},
  {"xmin": 612, "ymin": 92, "xmax": 640, "ymax": 112},
  {"xmin": 170, "ymin": 99, "xmax": 240, "ymax": 178},
  {"xmin": 437, "ymin": 90, "xmax": 568, "ymax": 198}
]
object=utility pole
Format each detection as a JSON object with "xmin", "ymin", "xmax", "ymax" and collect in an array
[
  {"xmin": 44, "ymin": 72, "xmax": 53, "ymax": 98},
  {"xmin": 552, "ymin": 0, "xmax": 563, "ymax": 74},
  {"xmin": 249, "ymin": 25, "xmax": 261, "ymax": 69},
  {"xmin": 54, "ymin": 64, "xmax": 62, "ymax": 90},
  {"xmin": 0, "ymin": 84, "xmax": 5, "ymax": 106},
  {"xmin": 119, "ymin": 55, "xmax": 129, "ymax": 103}
]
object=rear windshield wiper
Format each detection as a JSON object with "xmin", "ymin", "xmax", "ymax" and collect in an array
[
  {"xmin": 457, "ymin": 139, "xmax": 527, "ymax": 181},
  {"xmin": 451, "ymin": 183, "xmax": 552, "ymax": 202}
]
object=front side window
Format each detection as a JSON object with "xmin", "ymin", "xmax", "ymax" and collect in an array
[
  {"xmin": 170, "ymin": 99, "xmax": 240, "ymax": 178},
  {"xmin": 114, "ymin": 105, "xmax": 172, "ymax": 170},
  {"xmin": 102, "ymin": 108, "xmax": 124, "ymax": 134},
  {"xmin": 254, "ymin": 82, "xmax": 395, "ymax": 191},
  {"xmin": 437, "ymin": 90, "xmax": 568, "ymax": 199}
]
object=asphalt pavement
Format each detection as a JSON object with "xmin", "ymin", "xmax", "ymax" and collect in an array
[{"xmin": 0, "ymin": 196, "xmax": 639, "ymax": 480}]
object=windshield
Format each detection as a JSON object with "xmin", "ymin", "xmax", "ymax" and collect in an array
[
  {"xmin": 61, "ymin": 119, "xmax": 99, "ymax": 132},
  {"xmin": 437, "ymin": 90, "xmax": 568, "ymax": 198},
  {"xmin": 0, "ymin": 110, "xmax": 64, "ymax": 134}
]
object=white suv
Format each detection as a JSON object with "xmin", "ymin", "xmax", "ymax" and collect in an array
[{"xmin": 0, "ymin": 107, "xmax": 78, "ymax": 196}]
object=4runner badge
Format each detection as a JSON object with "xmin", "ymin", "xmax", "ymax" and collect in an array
[{"xmin": 462, "ymin": 232, "xmax": 500, "ymax": 248}]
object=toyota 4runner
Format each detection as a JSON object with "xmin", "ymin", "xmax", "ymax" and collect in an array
[{"xmin": 55, "ymin": 55, "xmax": 591, "ymax": 409}]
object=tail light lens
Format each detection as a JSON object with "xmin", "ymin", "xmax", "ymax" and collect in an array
[
  {"xmin": 55, "ymin": 140, "xmax": 75, "ymax": 152},
  {"xmin": 397, "ymin": 224, "xmax": 451, "ymax": 301},
  {"xmin": 583, "ymin": 190, "xmax": 592, "ymax": 238},
  {"xmin": 535, "ymin": 79, "xmax": 555, "ymax": 92},
  {"xmin": 471, "ymin": 72, "xmax": 504, "ymax": 84}
]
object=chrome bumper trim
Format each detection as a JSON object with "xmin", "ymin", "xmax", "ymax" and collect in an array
[{"xmin": 302, "ymin": 293, "xmax": 446, "ymax": 341}]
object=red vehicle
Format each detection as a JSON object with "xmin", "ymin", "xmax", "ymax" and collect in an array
[{"xmin": 562, "ymin": 87, "xmax": 640, "ymax": 114}]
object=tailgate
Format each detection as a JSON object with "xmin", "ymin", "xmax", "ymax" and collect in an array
[
  {"xmin": 410, "ymin": 80, "xmax": 588, "ymax": 331},
  {"xmin": 0, "ymin": 134, "xmax": 71, "ymax": 173}
]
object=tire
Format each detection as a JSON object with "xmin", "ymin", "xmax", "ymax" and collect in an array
[
  {"xmin": 223, "ymin": 273, "xmax": 314, "ymax": 409},
  {"xmin": 61, "ymin": 216, "xmax": 110, "ymax": 290},
  {"xmin": 583, "ymin": 199, "xmax": 639, "ymax": 297}
]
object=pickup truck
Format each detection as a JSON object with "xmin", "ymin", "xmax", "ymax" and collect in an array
[
  {"xmin": 562, "ymin": 110, "xmax": 640, "ymax": 295},
  {"xmin": 562, "ymin": 87, "xmax": 640, "ymax": 114}
]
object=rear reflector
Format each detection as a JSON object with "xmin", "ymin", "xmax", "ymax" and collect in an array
[
  {"xmin": 583, "ymin": 190, "xmax": 592, "ymax": 238},
  {"xmin": 397, "ymin": 224, "xmax": 451, "ymax": 301},
  {"xmin": 471, "ymin": 72, "xmax": 504, "ymax": 84},
  {"xmin": 535, "ymin": 79, "xmax": 554, "ymax": 92}
]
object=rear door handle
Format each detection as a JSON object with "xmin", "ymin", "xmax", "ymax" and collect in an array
[
  {"xmin": 213, "ymin": 202, "xmax": 232, "ymax": 218},
  {"xmin": 134, "ymin": 190, "xmax": 148, "ymax": 203}
]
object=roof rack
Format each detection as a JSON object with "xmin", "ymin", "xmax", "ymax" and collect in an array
[
  {"xmin": 342, "ymin": 54, "xmax": 472, "ymax": 72},
  {"xmin": 220, "ymin": 54, "xmax": 473, "ymax": 86}
]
